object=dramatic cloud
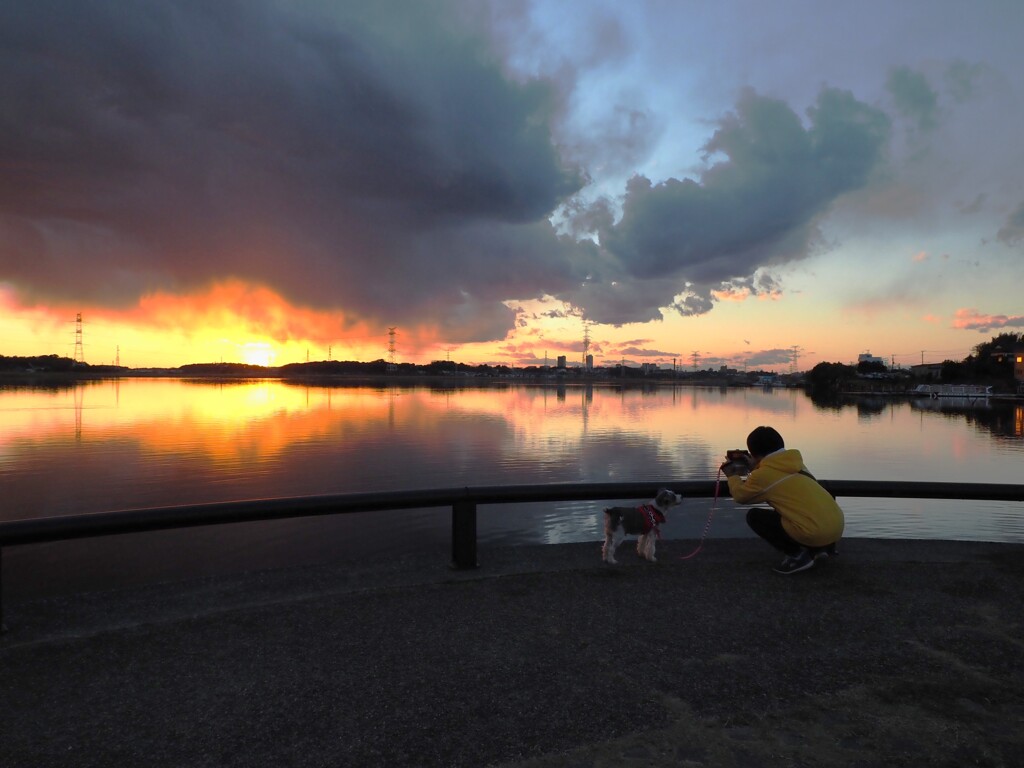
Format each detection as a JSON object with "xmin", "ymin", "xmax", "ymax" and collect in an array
[
  {"xmin": 0, "ymin": 1, "xmax": 911, "ymax": 347},
  {"xmin": 567, "ymin": 87, "xmax": 890, "ymax": 324},
  {"xmin": 0, "ymin": 0, "xmax": 583, "ymax": 341}
]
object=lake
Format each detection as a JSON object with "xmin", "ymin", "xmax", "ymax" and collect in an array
[{"xmin": 1, "ymin": 378, "xmax": 1022, "ymax": 596}]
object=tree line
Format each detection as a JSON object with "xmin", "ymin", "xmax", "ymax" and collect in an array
[{"xmin": 805, "ymin": 333, "xmax": 1023, "ymax": 393}]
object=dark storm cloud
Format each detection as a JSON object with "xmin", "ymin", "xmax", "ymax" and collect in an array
[
  {"xmin": 0, "ymin": 1, "xmax": 894, "ymax": 340},
  {"xmin": 565, "ymin": 87, "xmax": 891, "ymax": 324},
  {"xmin": 0, "ymin": 0, "xmax": 583, "ymax": 338}
]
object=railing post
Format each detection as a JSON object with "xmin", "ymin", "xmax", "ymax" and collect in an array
[
  {"xmin": 451, "ymin": 500, "xmax": 478, "ymax": 569},
  {"xmin": 1, "ymin": 547, "xmax": 5, "ymax": 633}
]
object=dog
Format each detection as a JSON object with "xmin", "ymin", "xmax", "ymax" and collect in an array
[{"xmin": 601, "ymin": 488, "xmax": 683, "ymax": 564}]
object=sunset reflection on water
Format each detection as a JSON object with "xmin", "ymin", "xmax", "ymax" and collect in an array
[
  {"xmin": 1, "ymin": 379, "xmax": 1021, "ymax": 596},
  {"xmin": 2, "ymin": 380, "xmax": 1021, "ymax": 515}
]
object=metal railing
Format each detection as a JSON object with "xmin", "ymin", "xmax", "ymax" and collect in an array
[{"xmin": 1, "ymin": 479, "xmax": 1022, "ymax": 628}]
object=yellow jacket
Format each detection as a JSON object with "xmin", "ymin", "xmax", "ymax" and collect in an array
[{"xmin": 727, "ymin": 448, "xmax": 844, "ymax": 547}]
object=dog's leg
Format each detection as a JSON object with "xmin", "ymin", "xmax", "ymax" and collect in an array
[
  {"xmin": 606, "ymin": 528, "xmax": 625, "ymax": 564},
  {"xmin": 602, "ymin": 513, "xmax": 616, "ymax": 563},
  {"xmin": 637, "ymin": 533, "xmax": 656, "ymax": 562}
]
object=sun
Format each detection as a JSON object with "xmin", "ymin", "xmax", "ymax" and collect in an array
[{"xmin": 240, "ymin": 342, "xmax": 276, "ymax": 367}]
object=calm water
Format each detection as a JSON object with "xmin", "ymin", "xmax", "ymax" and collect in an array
[{"xmin": 1, "ymin": 379, "xmax": 1022, "ymax": 596}]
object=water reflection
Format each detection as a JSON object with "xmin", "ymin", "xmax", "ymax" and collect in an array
[{"xmin": 1, "ymin": 380, "xmax": 1021, "ymax": 597}]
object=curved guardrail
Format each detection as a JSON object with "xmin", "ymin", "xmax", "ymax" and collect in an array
[{"xmin": 2, "ymin": 479, "xmax": 1022, "ymax": 628}]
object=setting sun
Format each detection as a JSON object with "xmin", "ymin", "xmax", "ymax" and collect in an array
[{"xmin": 240, "ymin": 342, "xmax": 277, "ymax": 367}]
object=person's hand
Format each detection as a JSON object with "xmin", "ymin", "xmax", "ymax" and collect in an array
[{"xmin": 720, "ymin": 461, "xmax": 743, "ymax": 477}]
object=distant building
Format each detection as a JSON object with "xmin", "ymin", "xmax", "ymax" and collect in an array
[
  {"xmin": 585, "ymin": 354, "xmax": 594, "ymax": 371},
  {"xmin": 858, "ymin": 352, "xmax": 886, "ymax": 367},
  {"xmin": 641, "ymin": 363, "xmax": 659, "ymax": 375},
  {"xmin": 556, "ymin": 355, "xmax": 567, "ymax": 369}
]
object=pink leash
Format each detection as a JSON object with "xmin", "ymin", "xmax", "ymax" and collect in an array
[{"xmin": 678, "ymin": 467, "xmax": 723, "ymax": 560}]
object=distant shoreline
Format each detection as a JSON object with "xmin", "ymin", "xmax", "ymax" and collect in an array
[{"xmin": 0, "ymin": 369, "xmax": 747, "ymax": 388}]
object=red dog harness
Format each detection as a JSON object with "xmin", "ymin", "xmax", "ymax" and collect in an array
[{"xmin": 635, "ymin": 504, "xmax": 666, "ymax": 538}]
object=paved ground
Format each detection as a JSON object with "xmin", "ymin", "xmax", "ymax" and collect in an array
[{"xmin": 2, "ymin": 538, "xmax": 1023, "ymax": 767}]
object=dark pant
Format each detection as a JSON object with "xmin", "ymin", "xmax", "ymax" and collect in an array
[{"xmin": 745, "ymin": 508, "xmax": 837, "ymax": 558}]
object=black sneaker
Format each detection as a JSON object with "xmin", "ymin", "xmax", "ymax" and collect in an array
[
  {"xmin": 817, "ymin": 542, "xmax": 839, "ymax": 560},
  {"xmin": 773, "ymin": 548, "xmax": 815, "ymax": 575}
]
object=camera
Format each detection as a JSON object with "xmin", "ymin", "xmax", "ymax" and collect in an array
[{"xmin": 723, "ymin": 449, "xmax": 752, "ymax": 473}]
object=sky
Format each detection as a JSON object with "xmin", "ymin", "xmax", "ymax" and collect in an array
[{"xmin": 1, "ymin": 0, "xmax": 1022, "ymax": 370}]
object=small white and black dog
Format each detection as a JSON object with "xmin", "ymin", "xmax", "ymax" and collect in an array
[{"xmin": 601, "ymin": 488, "xmax": 683, "ymax": 564}]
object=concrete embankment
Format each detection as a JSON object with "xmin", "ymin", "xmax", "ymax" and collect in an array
[{"xmin": 2, "ymin": 538, "xmax": 1023, "ymax": 767}]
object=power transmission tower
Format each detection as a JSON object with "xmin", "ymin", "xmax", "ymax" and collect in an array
[
  {"xmin": 691, "ymin": 351, "xmax": 700, "ymax": 371},
  {"xmin": 582, "ymin": 322, "xmax": 590, "ymax": 366},
  {"xmin": 387, "ymin": 327, "xmax": 397, "ymax": 370},
  {"xmin": 73, "ymin": 312, "xmax": 84, "ymax": 363},
  {"xmin": 790, "ymin": 345, "xmax": 803, "ymax": 374}
]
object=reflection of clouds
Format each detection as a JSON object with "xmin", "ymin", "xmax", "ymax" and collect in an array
[
  {"xmin": 0, "ymin": 382, "xmax": 813, "ymax": 520},
  {"xmin": 4, "ymin": 381, "xmax": 1021, "ymax": 529}
]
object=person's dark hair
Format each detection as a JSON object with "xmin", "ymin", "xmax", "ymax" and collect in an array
[{"xmin": 747, "ymin": 426, "xmax": 784, "ymax": 457}]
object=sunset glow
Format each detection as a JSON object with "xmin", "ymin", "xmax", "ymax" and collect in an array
[{"xmin": 1, "ymin": 2, "xmax": 1021, "ymax": 372}]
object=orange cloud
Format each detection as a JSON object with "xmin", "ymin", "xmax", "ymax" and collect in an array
[
  {"xmin": 2, "ymin": 279, "xmax": 463, "ymax": 366},
  {"xmin": 712, "ymin": 287, "xmax": 750, "ymax": 302},
  {"xmin": 123, "ymin": 281, "xmax": 366, "ymax": 343},
  {"xmin": 952, "ymin": 307, "xmax": 1024, "ymax": 332},
  {"xmin": 711, "ymin": 286, "xmax": 782, "ymax": 303}
]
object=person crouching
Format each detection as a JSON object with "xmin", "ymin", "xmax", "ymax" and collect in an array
[{"xmin": 722, "ymin": 426, "xmax": 844, "ymax": 575}]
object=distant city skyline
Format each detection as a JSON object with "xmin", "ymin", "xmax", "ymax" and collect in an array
[{"xmin": 1, "ymin": 1, "xmax": 1021, "ymax": 371}]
